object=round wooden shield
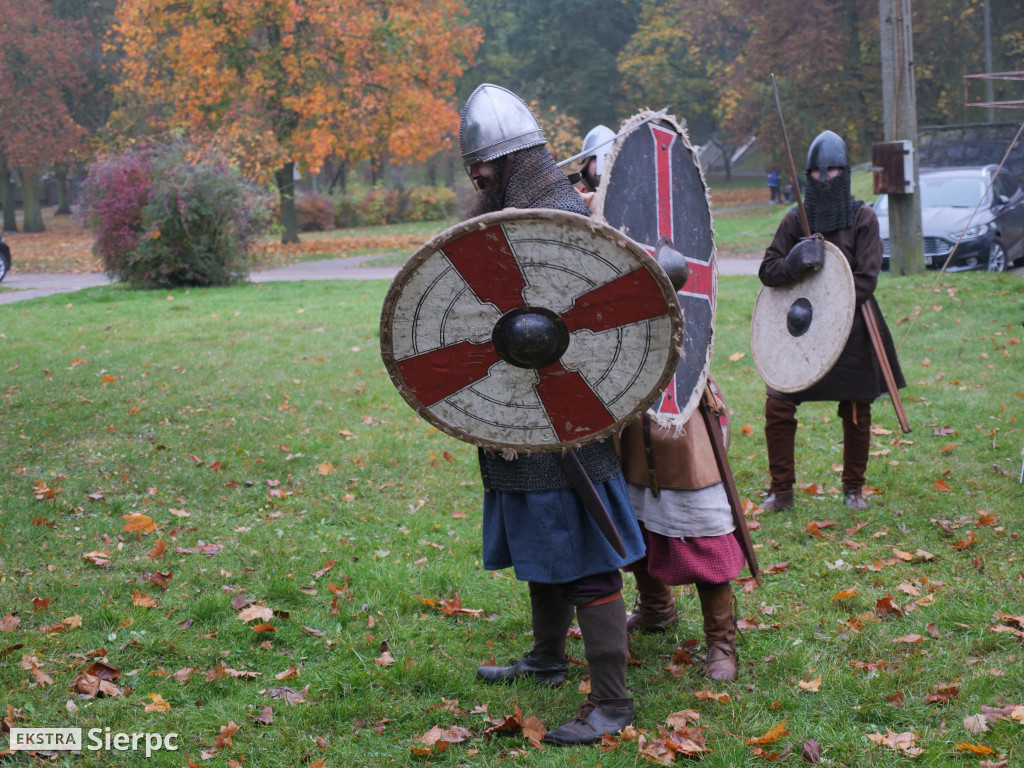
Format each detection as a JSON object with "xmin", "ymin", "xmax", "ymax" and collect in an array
[
  {"xmin": 750, "ymin": 241, "xmax": 856, "ymax": 393},
  {"xmin": 594, "ymin": 111, "xmax": 716, "ymax": 427},
  {"xmin": 380, "ymin": 209, "xmax": 683, "ymax": 454}
]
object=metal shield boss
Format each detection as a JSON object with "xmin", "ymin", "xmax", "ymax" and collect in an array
[
  {"xmin": 750, "ymin": 241, "xmax": 856, "ymax": 393},
  {"xmin": 593, "ymin": 111, "xmax": 717, "ymax": 426},
  {"xmin": 380, "ymin": 209, "xmax": 684, "ymax": 453}
]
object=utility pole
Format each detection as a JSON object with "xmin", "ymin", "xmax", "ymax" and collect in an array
[
  {"xmin": 879, "ymin": 0, "xmax": 924, "ymax": 275},
  {"xmin": 984, "ymin": 0, "xmax": 994, "ymax": 123}
]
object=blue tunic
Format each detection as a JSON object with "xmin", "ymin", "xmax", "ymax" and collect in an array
[{"xmin": 482, "ymin": 473, "xmax": 645, "ymax": 583}]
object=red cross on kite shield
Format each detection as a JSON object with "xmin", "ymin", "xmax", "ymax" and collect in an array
[{"xmin": 595, "ymin": 111, "xmax": 718, "ymax": 426}]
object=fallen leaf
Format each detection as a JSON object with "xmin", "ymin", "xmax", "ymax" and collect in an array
[
  {"xmin": 122, "ymin": 513, "xmax": 156, "ymax": 534},
  {"xmin": 0, "ymin": 614, "xmax": 21, "ymax": 632},
  {"xmin": 694, "ymin": 689, "xmax": 730, "ymax": 703},
  {"xmin": 746, "ymin": 721, "xmax": 789, "ymax": 744},
  {"xmin": 963, "ymin": 714, "xmax": 990, "ymax": 734},
  {"xmin": 955, "ymin": 742, "xmax": 997, "ymax": 755},
  {"xmin": 801, "ymin": 737, "xmax": 822, "ymax": 763},
  {"xmin": 832, "ymin": 588, "xmax": 858, "ymax": 600},
  {"xmin": 143, "ymin": 693, "xmax": 171, "ymax": 713},
  {"xmin": 237, "ymin": 604, "xmax": 274, "ymax": 623},
  {"xmin": 866, "ymin": 729, "xmax": 923, "ymax": 756},
  {"xmin": 131, "ymin": 591, "xmax": 158, "ymax": 608},
  {"xmin": 251, "ymin": 706, "xmax": 274, "ymax": 725},
  {"xmin": 147, "ymin": 540, "xmax": 168, "ymax": 559},
  {"xmin": 798, "ymin": 674, "xmax": 822, "ymax": 692}
]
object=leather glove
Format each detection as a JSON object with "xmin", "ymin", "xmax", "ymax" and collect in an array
[{"xmin": 784, "ymin": 236, "xmax": 825, "ymax": 278}]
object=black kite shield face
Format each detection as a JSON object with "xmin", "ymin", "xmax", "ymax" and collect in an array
[
  {"xmin": 750, "ymin": 241, "xmax": 856, "ymax": 393},
  {"xmin": 380, "ymin": 209, "xmax": 683, "ymax": 454},
  {"xmin": 594, "ymin": 111, "xmax": 716, "ymax": 426}
]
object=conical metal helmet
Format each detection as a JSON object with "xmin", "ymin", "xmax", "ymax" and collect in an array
[
  {"xmin": 580, "ymin": 124, "xmax": 615, "ymax": 176},
  {"xmin": 805, "ymin": 130, "xmax": 849, "ymax": 179},
  {"xmin": 459, "ymin": 84, "xmax": 546, "ymax": 167}
]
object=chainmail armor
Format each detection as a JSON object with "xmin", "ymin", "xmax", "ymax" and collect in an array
[
  {"xmin": 483, "ymin": 440, "xmax": 621, "ymax": 492},
  {"xmin": 503, "ymin": 145, "xmax": 592, "ymax": 216},
  {"xmin": 803, "ymin": 170, "xmax": 862, "ymax": 233}
]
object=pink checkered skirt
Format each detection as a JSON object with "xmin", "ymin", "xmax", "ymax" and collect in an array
[{"xmin": 625, "ymin": 523, "xmax": 745, "ymax": 585}]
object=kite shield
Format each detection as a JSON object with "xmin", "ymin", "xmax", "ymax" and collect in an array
[
  {"xmin": 750, "ymin": 241, "xmax": 856, "ymax": 393},
  {"xmin": 594, "ymin": 111, "xmax": 717, "ymax": 427},
  {"xmin": 380, "ymin": 209, "xmax": 684, "ymax": 454}
]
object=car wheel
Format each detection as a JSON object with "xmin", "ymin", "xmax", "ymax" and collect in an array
[{"xmin": 987, "ymin": 241, "xmax": 1006, "ymax": 273}]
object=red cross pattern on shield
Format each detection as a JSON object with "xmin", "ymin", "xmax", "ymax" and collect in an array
[{"xmin": 596, "ymin": 111, "xmax": 717, "ymax": 426}]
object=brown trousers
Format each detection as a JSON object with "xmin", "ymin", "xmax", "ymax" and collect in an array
[{"xmin": 764, "ymin": 396, "xmax": 872, "ymax": 494}]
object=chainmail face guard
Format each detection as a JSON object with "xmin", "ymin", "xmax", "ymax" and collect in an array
[
  {"xmin": 482, "ymin": 440, "xmax": 621, "ymax": 492},
  {"xmin": 803, "ymin": 170, "xmax": 861, "ymax": 233}
]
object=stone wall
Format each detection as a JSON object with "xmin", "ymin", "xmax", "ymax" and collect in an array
[{"xmin": 917, "ymin": 122, "xmax": 1024, "ymax": 182}]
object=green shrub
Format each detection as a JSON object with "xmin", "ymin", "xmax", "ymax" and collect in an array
[{"xmin": 79, "ymin": 142, "xmax": 273, "ymax": 288}]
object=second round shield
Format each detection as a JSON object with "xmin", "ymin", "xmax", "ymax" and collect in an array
[{"xmin": 750, "ymin": 241, "xmax": 856, "ymax": 393}]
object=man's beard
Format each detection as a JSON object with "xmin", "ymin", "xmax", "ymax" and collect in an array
[{"xmin": 466, "ymin": 181, "xmax": 505, "ymax": 217}]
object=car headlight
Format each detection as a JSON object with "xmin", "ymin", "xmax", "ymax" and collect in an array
[{"xmin": 959, "ymin": 224, "xmax": 989, "ymax": 240}]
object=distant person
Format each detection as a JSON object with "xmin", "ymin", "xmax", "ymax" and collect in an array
[{"xmin": 766, "ymin": 169, "xmax": 781, "ymax": 203}]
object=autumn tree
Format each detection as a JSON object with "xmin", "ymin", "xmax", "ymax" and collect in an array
[
  {"xmin": 0, "ymin": 0, "xmax": 90, "ymax": 232},
  {"xmin": 113, "ymin": 0, "xmax": 481, "ymax": 243}
]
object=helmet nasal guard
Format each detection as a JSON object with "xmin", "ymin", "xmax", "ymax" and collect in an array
[
  {"xmin": 459, "ymin": 84, "xmax": 546, "ymax": 167},
  {"xmin": 805, "ymin": 130, "xmax": 849, "ymax": 179}
]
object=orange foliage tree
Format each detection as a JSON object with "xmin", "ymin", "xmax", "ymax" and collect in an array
[
  {"xmin": 0, "ymin": 0, "xmax": 90, "ymax": 232},
  {"xmin": 113, "ymin": 0, "xmax": 481, "ymax": 242}
]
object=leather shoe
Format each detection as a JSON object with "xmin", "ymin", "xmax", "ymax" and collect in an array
[
  {"xmin": 476, "ymin": 652, "xmax": 567, "ymax": 686},
  {"xmin": 542, "ymin": 698, "xmax": 634, "ymax": 746}
]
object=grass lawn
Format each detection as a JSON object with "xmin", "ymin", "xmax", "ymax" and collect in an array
[{"xmin": 2, "ymin": 266, "xmax": 1022, "ymax": 766}]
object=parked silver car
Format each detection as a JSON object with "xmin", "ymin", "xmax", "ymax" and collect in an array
[{"xmin": 876, "ymin": 165, "xmax": 1024, "ymax": 272}]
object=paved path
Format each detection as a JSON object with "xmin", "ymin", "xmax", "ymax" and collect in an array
[{"xmin": 0, "ymin": 253, "xmax": 764, "ymax": 305}]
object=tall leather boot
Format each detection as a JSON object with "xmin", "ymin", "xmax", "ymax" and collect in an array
[
  {"xmin": 697, "ymin": 582, "xmax": 737, "ymax": 681},
  {"xmin": 626, "ymin": 569, "xmax": 677, "ymax": 634},
  {"xmin": 839, "ymin": 400, "xmax": 871, "ymax": 509},
  {"xmin": 763, "ymin": 396, "xmax": 797, "ymax": 510},
  {"xmin": 543, "ymin": 595, "xmax": 633, "ymax": 746},
  {"xmin": 477, "ymin": 582, "xmax": 574, "ymax": 686}
]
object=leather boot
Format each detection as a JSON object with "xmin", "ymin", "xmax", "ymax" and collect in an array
[
  {"xmin": 576, "ymin": 595, "xmax": 629, "ymax": 702},
  {"xmin": 761, "ymin": 490, "xmax": 793, "ymax": 511},
  {"xmin": 839, "ymin": 400, "xmax": 871, "ymax": 507},
  {"xmin": 626, "ymin": 570, "xmax": 677, "ymax": 634},
  {"xmin": 476, "ymin": 582, "xmax": 573, "ymax": 686},
  {"xmin": 542, "ymin": 698, "xmax": 634, "ymax": 746},
  {"xmin": 764, "ymin": 396, "xmax": 797, "ymax": 503},
  {"xmin": 697, "ymin": 583, "xmax": 738, "ymax": 682}
]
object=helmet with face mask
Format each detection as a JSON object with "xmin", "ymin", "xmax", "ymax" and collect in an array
[
  {"xmin": 803, "ymin": 130, "xmax": 859, "ymax": 233},
  {"xmin": 459, "ymin": 84, "xmax": 546, "ymax": 167}
]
